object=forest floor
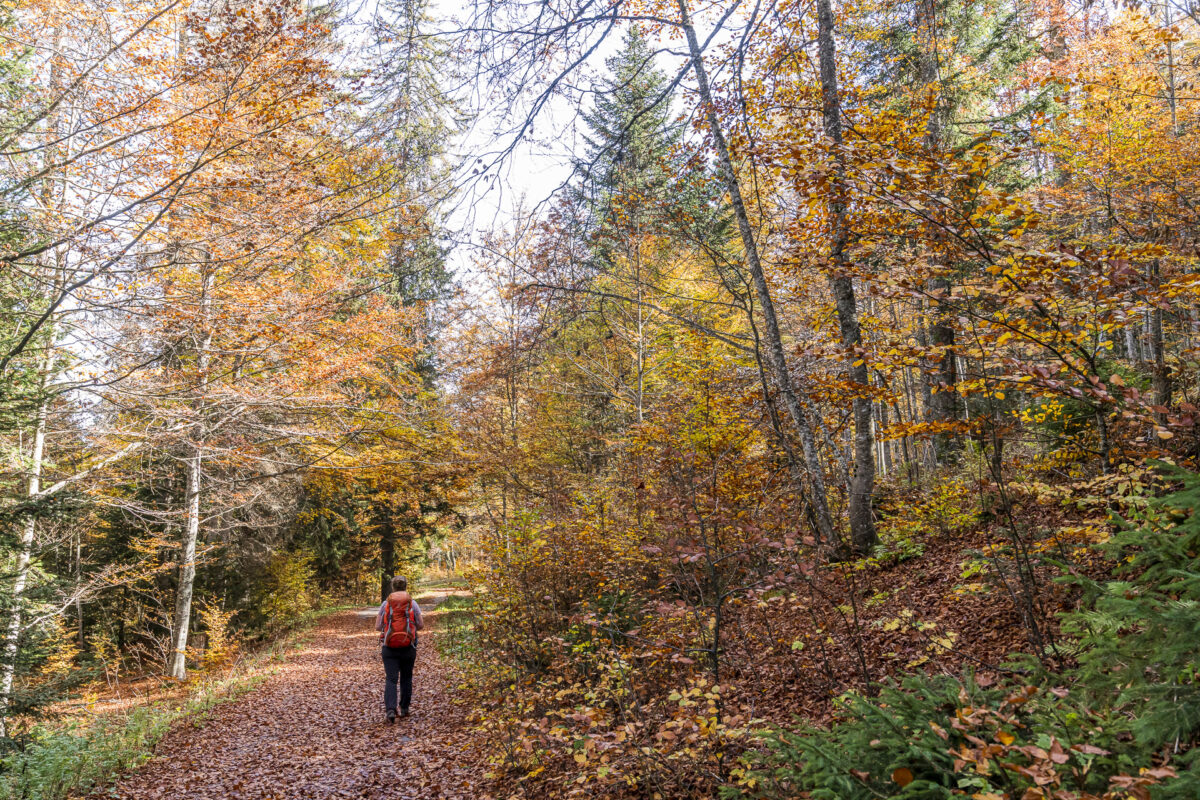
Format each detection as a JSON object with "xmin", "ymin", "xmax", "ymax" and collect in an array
[{"xmin": 86, "ymin": 588, "xmax": 483, "ymax": 800}]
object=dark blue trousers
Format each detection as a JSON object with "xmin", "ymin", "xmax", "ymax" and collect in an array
[{"xmin": 381, "ymin": 644, "xmax": 416, "ymax": 711}]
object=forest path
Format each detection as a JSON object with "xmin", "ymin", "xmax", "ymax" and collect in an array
[{"xmin": 93, "ymin": 590, "xmax": 482, "ymax": 800}]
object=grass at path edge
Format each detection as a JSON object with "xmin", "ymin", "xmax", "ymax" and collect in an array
[{"xmin": 424, "ymin": 592, "xmax": 479, "ymax": 666}]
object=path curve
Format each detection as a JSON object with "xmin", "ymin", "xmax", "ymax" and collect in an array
[{"xmin": 94, "ymin": 600, "xmax": 482, "ymax": 799}]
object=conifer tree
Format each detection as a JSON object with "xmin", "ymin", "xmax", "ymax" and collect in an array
[
  {"xmin": 867, "ymin": 0, "xmax": 1038, "ymax": 464},
  {"xmin": 570, "ymin": 27, "xmax": 718, "ymax": 424},
  {"xmin": 575, "ymin": 26, "xmax": 683, "ymax": 265},
  {"xmin": 374, "ymin": 0, "xmax": 459, "ymax": 385}
]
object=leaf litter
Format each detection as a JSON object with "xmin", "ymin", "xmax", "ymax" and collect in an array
[{"xmin": 88, "ymin": 606, "xmax": 485, "ymax": 800}]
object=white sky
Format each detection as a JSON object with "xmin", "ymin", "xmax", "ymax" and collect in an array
[
  {"xmin": 431, "ymin": 4, "xmax": 614, "ymax": 274},
  {"xmin": 422, "ymin": 0, "xmax": 679, "ymax": 277},
  {"xmin": 351, "ymin": 0, "xmax": 738, "ymax": 279}
]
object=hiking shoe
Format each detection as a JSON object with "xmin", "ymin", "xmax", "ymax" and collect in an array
[
  {"xmin": 399, "ymin": 707, "xmax": 410, "ymax": 718},
  {"xmin": 386, "ymin": 710, "xmax": 397, "ymax": 724}
]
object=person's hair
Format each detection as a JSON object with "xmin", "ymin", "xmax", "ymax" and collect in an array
[{"xmin": 390, "ymin": 575, "xmax": 407, "ymax": 592}]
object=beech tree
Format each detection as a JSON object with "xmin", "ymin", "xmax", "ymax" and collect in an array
[{"xmin": 0, "ymin": 0, "xmax": 457, "ymax": 717}]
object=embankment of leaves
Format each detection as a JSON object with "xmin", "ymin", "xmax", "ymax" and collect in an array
[
  {"xmin": 0, "ymin": 605, "xmax": 351, "ymax": 800},
  {"xmin": 446, "ymin": 466, "xmax": 1200, "ymax": 799},
  {"xmin": 445, "ymin": 479, "xmax": 1073, "ymax": 796},
  {"xmin": 725, "ymin": 465, "xmax": 1200, "ymax": 799}
]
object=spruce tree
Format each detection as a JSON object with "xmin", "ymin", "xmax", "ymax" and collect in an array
[
  {"xmin": 568, "ymin": 27, "xmax": 724, "ymax": 424},
  {"xmin": 863, "ymin": 0, "xmax": 1039, "ymax": 466},
  {"xmin": 374, "ymin": 0, "xmax": 457, "ymax": 386},
  {"xmin": 573, "ymin": 26, "xmax": 695, "ymax": 269}
]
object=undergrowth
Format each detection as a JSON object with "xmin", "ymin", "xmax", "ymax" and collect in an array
[
  {"xmin": 430, "ymin": 592, "xmax": 480, "ymax": 665},
  {"xmin": 725, "ymin": 464, "xmax": 1200, "ymax": 799}
]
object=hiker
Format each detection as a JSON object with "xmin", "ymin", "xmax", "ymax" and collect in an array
[{"xmin": 375, "ymin": 576, "xmax": 424, "ymax": 722}]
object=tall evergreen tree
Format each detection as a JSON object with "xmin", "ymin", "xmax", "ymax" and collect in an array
[
  {"xmin": 0, "ymin": 19, "xmax": 65, "ymax": 738},
  {"xmin": 374, "ymin": 0, "xmax": 459, "ymax": 385},
  {"xmin": 568, "ymin": 27, "xmax": 723, "ymax": 424},
  {"xmin": 574, "ymin": 26, "xmax": 684, "ymax": 265}
]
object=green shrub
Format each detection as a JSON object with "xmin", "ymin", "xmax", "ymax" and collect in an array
[
  {"xmin": 0, "ymin": 705, "xmax": 175, "ymax": 800},
  {"xmin": 433, "ymin": 593, "xmax": 479, "ymax": 665},
  {"xmin": 0, "ymin": 671, "xmax": 269, "ymax": 800},
  {"xmin": 725, "ymin": 675, "xmax": 1173, "ymax": 800},
  {"xmin": 1060, "ymin": 462, "xmax": 1200, "ymax": 797},
  {"xmin": 258, "ymin": 550, "xmax": 317, "ymax": 633},
  {"xmin": 0, "ymin": 604, "xmax": 348, "ymax": 800}
]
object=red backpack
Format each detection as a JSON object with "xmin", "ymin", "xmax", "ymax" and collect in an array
[{"xmin": 380, "ymin": 591, "xmax": 417, "ymax": 648}]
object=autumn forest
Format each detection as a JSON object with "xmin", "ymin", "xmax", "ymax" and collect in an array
[{"xmin": 1, "ymin": 0, "xmax": 1199, "ymax": 797}]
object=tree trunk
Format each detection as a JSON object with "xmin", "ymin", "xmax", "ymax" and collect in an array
[
  {"xmin": 380, "ymin": 520, "xmax": 397, "ymax": 603},
  {"xmin": 75, "ymin": 530, "xmax": 84, "ymax": 645},
  {"xmin": 167, "ymin": 445, "xmax": 202, "ymax": 680},
  {"xmin": 0, "ymin": 386, "xmax": 49, "ymax": 738},
  {"xmin": 676, "ymin": 0, "xmax": 838, "ymax": 548},
  {"xmin": 816, "ymin": 0, "xmax": 877, "ymax": 553},
  {"xmin": 0, "ymin": 24, "xmax": 64, "ymax": 735},
  {"xmin": 167, "ymin": 265, "xmax": 212, "ymax": 681},
  {"xmin": 915, "ymin": 0, "xmax": 961, "ymax": 464},
  {"xmin": 636, "ymin": 245, "xmax": 645, "ymax": 424},
  {"xmin": 1124, "ymin": 322, "xmax": 1142, "ymax": 362},
  {"xmin": 876, "ymin": 382, "xmax": 893, "ymax": 477},
  {"xmin": 1148, "ymin": 261, "xmax": 1171, "ymax": 417},
  {"xmin": 928, "ymin": 276, "xmax": 961, "ymax": 461}
]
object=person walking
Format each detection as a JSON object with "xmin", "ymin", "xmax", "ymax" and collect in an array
[{"xmin": 375, "ymin": 576, "xmax": 424, "ymax": 722}]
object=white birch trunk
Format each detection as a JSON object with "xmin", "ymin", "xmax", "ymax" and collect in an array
[
  {"xmin": 167, "ymin": 267, "xmax": 212, "ymax": 681},
  {"xmin": 167, "ymin": 445, "xmax": 202, "ymax": 680},
  {"xmin": 676, "ymin": 0, "xmax": 838, "ymax": 547},
  {"xmin": 0, "ymin": 388, "xmax": 49, "ymax": 738}
]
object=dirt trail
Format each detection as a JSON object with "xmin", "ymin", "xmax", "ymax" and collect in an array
[{"xmin": 94, "ymin": 593, "xmax": 482, "ymax": 800}]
